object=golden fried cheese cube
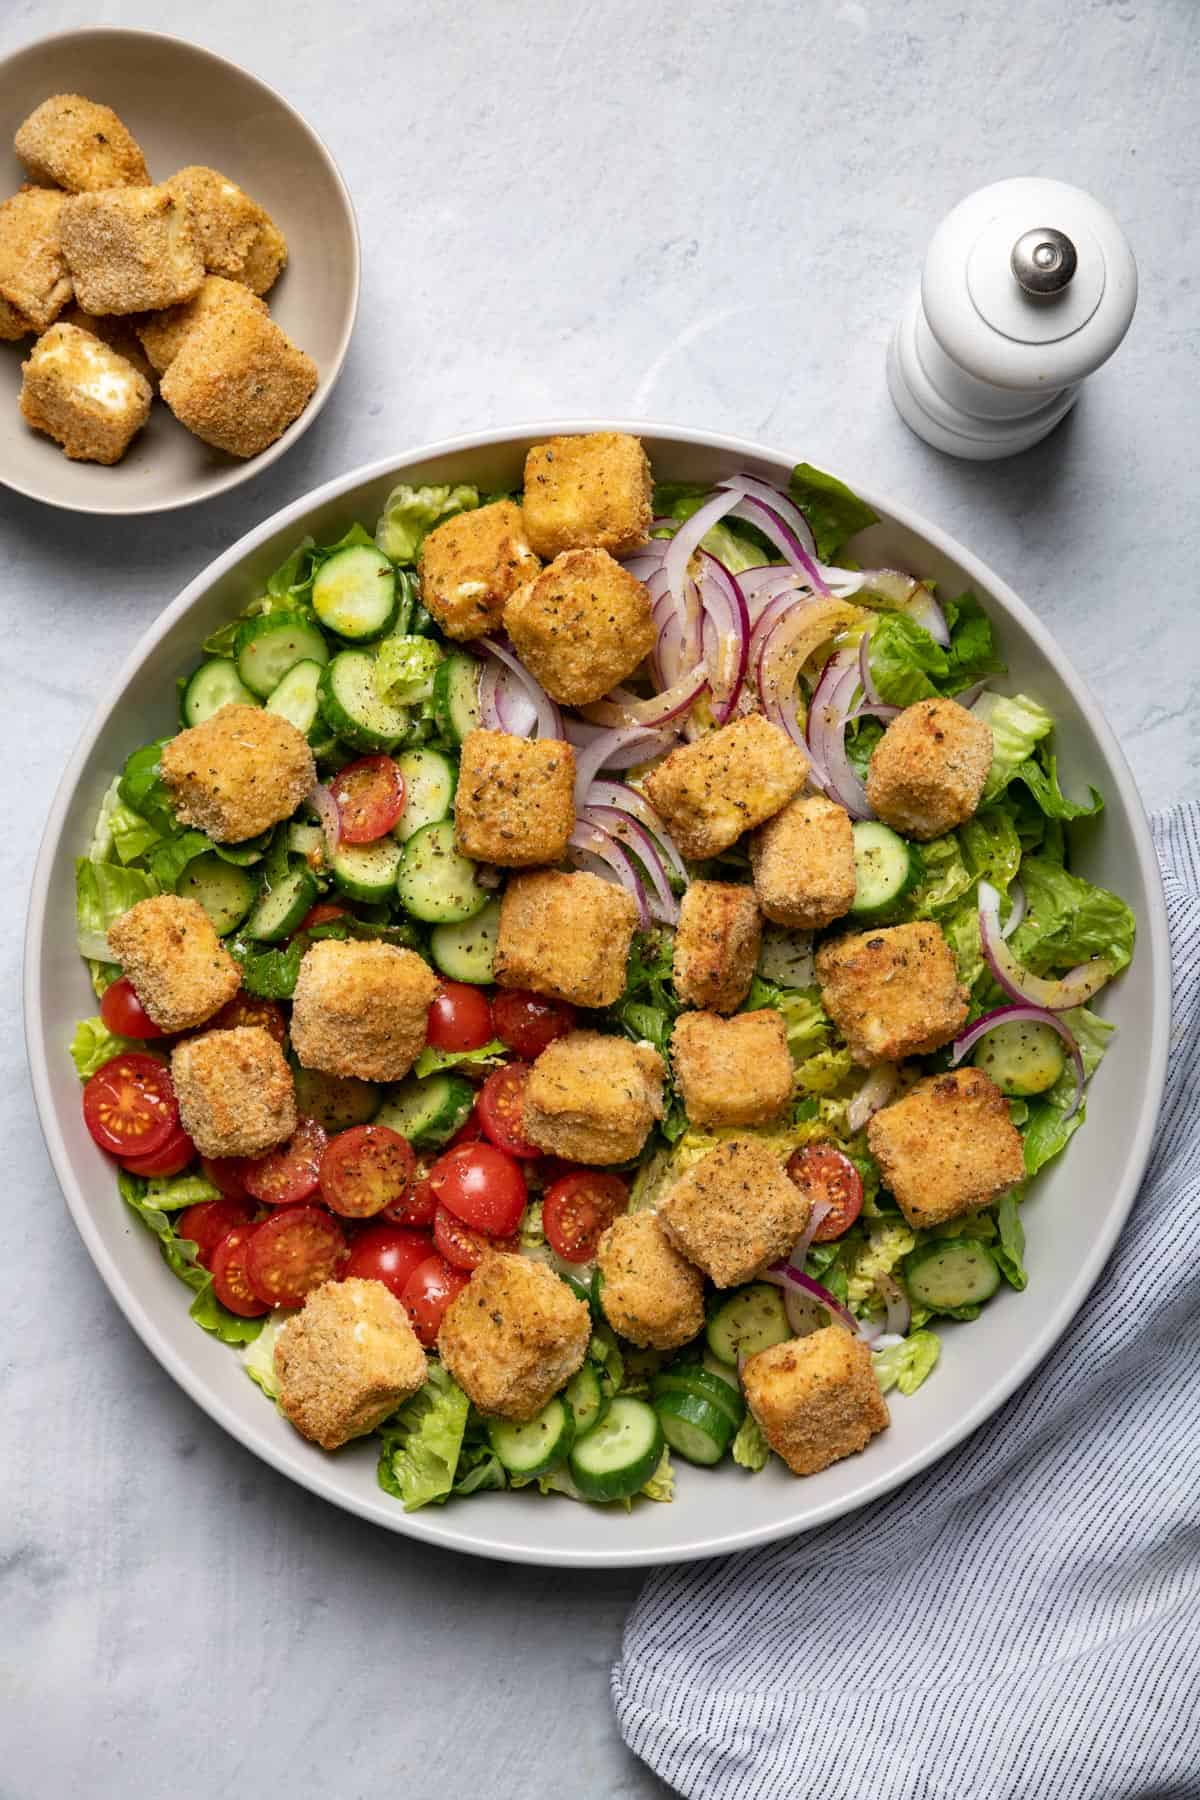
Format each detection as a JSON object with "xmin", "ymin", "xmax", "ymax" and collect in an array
[
  {"xmin": 289, "ymin": 940, "xmax": 439, "ymax": 1084},
  {"xmin": 502, "ymin": 549, "xmax": 656, "ymax": 707},
  {"xmin": 867, "ymin": 1067, "xmax": 1026, "ymax": 1228},
  {"xmin": 523, "ymin": 1030, "xmax": 665, "ymax": 1165},
  {"xmin": 454, "ymin": 730, "xmax": 575, "ymax": 867},
  {"xmin": 751, "ymin": 794, "xmax": 857, "ymax": 930},
  {"xmin": 659, "ymin": 1136, "xmax": 811, "ymax": 1288},
  {"xmin": 19, "ymin": 322, "xmax": 151, "ymax": 464},
  {"xmin": 60, "ymin": 184, "xmax": 203, "ymax": 314},
  {"xmin": 673, "ymin": 880, "xmax": 761, "ymax": 1013},
  {"xmin": 0, "ymin": 187, "xmax": 72, "ymax": 339},
  {"xmin": 671, "ymin": 1009, "xmax": 793, "ymax": 1129},
  {"xmin": 171, "ymin": 1025, "xmax": 297, "ymax": 1158},
  {"xmin": 522, "ymin": 431, "xmax": 653, "ymax": 559},
  {"xmin": 15, "ymin": 94, "xmax": 149, "ymax": 192},
  {"xmin": 136, "ymin": 273, "xmax": 266, "ymax": 375},
  {"xmin": 159, "ymin": 704, "xmax": 315, "ymax": 843},
  {"xmin": 107, "ymin": 894, "xmax": 241, "ymax": 1032},
  {"xmin": 494, "ymin": 870, "xmax": 638, "ymax": 1008},
  {"xmin": 595, "ymin": 1211, "xmax": 705, "ymax": 1351},
  {"xmin": 162, "ymin": 165, "xmax": 287, "ymax": 295},
  {"xmin": 438, "ymin": 1252, "xmax": 590, "ymax": 1421},
  {"xmin": 275, "ymin": 1278, "xmax": 428, "ymax": 1450},
  {"xmin": 742, "ymin": 1328, "xmax": 889, "ymax": 1476},
  {"xmin": 160, "ymin": 305, "xmax": 317, "ymax": 457},
  {"xmin": 815, "ymin": 921, "xmax": 968, "ymax": 1066},
  {"xmin": 60, "ymin": 304, "xmax": 156, "ymax": 382},
  {"xmin": 419, "ymin": 500, "xmax": 541, "ymax": 641},
  {"xmin": 643, "ymin": 715, "xmax": 808, "ymax": 861},
  {"xmin": 866, "ymin": 697, "xmax": 994, "ymax": 841}
]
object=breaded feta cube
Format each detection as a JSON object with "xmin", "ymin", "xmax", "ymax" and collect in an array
[
  {"xmin": 596, "ymin": 1211, "xmax": 705, "ymax": 1351},
  {"xmin": 162, "ymin": 165, "xmax": 287, "ymax": 296},
  {"xmin": 418, "ymin": 500, "xmax": 541, "ymax": 641},
  {"xmin": 107, "ymin": 894, "xmax": 241, "ymax": 1032},
  {"xmin": 867, "ymin": 1067, "xmax": 1026, "ymax": 1228},
  {"xmin": 659, "ymin": 1136, "xmax": 809, "ymax": 1287},
  {"xmin": 751, "ymin": 794, "xmax": 856, "ymax": 929},
  {"xmin": 60, "ymin": 184, "xmax": 203, "ymax": 315},
  {"xmin": 19, "ymin": 321, "xmax": 151, "ymax": 464},
  {"xmin": 60, "ymin": 304, "xmax": 156, "ymax": 383},
  {"xmin": 502, "ymin": 549, "xmax": 656, "ymax": 707},
  {"xmin": 495, "ymin": 870, "xmax": 638, "ymax": 1008},
  {"xmin": 866, "ymin": 697, "xmax": 993, "ymax": 841},
  {"xmin": 671, "ymin": 1009, "xmax": 793, "ymax": 1129},
  {"xmin": 522, "ymin": 432, "xmax": 652, "ymax": 560},
  {"xmin": 454, "ymin": 730, "xmax": 575, "ymax": 867},
  {"xmin": 136, "ymin": 273, "xmax": 266, "ymax": 375},
  {"xmin": 160, "ymin": 305, "xmax": 317, "ymax": 457},
  {"xmin": 14, "ymin": 94, "xmax": 149, "ymax": 193},
  {"xmin": 159, "ymin": 703, "xmax": 315, "ymax": 843},
  {"xmin": 437, "ymin": 1251, "xmax": 590, "ymax": 1420},
  {"xmin": 815, "ymin": 921, "xmax": 967, "ymax": 1066},
  {"xmin": 673, "ymin": 879, "xmax": 761, "ymax": 1013},
  {"xmin": 523, "ymin": 1030, "xmax": 665, "ymax": 1165},
  {"xmin": 643, "ymin": 714, "xmax": 808, "ymax": 861},
  {"xmin": 275, "ymin": 1278, "xmax": 427, "ymax": 1450},
  {"xmin": 742, "ymin": 1327, "xmax": 889, "ymax": 1476},
  {"xmin": 0, "ymin": 187, "xmax": 72, "ymax": 339},
  {"xmin": 171, "ymin": 1025, "xmax": 297, "ymax": 1158},
  {"xmin": 290, "ymin": 940, "xmax": 439, "ymax": 1083}
]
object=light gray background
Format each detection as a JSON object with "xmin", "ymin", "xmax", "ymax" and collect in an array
[{"xmin": 3, "ymin": 2, "xmax": 1196, "ymax": 1795}]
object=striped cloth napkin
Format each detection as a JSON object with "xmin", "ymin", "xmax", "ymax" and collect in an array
[{"xmin": 614, "ymin": 805, "xmax": 1200, "ymax": 1800}]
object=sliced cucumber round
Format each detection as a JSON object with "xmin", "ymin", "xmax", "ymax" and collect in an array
[
  {"xmin": 243, "ymin": 863, "xmax": 319, "ymax": 942},
  {"xmin": 705, "ymin": 1282, "xmax": 790, "ymax": 1366},
  {"xmin": 266, "ymin": 658, "xmax": 325, "ymax": 740},
  {"xmin": 375, "ymin": 1072, "xmax": 475, "ymax": 1149},
  {"xmin": 292, "ymin": 1066, "xmax": 380, "ymax": 1132},
  {"xmin": 176, "ymin": 852, "xmax": 257, "ymax": 935},
  {"xmin": 905, "ymin": 1240, "xmax": 1000, "ymax": 1312},
  {"xmin": 487, "ymin": 1396, "xmax": 575, "ymax": 1478},
  {"xmin": 235, "ymin": 612, "xmax": 329, "ymax": 699},
  {"xmin": 564, "ymin": 1363, "xmax": 610, "ymax": 1437},
  {"xmin": 569, "ymin": 1397, "xmax": 664, "ymax": 1502},
  {"xmin": 973, "ymin": 1019, "xmax": 1066, "ymax": 1096},
  {"xmin": 396, "ymin": 820, "xmax": 490, "ymax": 923},
  {"xmin": 319, "ymin": 649, "xmax": 409, "ymax": 752},
  {"xmin": 394, "ymin": 747, "xmax": 458, "ymax": 843},
  {"xmin": 183, "ymin": 658, "xmax": 258, "ymax": 728},
  {"xmin": 429, "ymin": 897, "xmax": 501, "ymax": 983},
  {"xmin": 431, "ymin": 652, "xmax": 481, "ymax": 745},
  {"xmin": 287, "ymin": 821, "xmax": 326, "ymax": 868},
  {"xmin": 331, "ymin": 837, "xmax": 404, "ymax": 904},
  {"xmin": 653, "ymin": 1367, "xmax": 745, "ymax": 1429},
  {"xmin": 653, "ymin": 1389, "xmax": 736, "ymax": 1466},
  {"xmin": 850, "ymin": 820, "xmax": 922, "ymax": 920},
  {"xmin": 312, "ymin": 545, "xmax": 398, "ymax": 641}
]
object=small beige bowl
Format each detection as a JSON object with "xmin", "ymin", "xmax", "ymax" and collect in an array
[{"xmin": 0, "ymin": 28, "xmax": 359, "ymax": 514}]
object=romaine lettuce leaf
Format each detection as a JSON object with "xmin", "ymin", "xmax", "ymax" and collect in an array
[
  {"xmin": 69, "ymin": 1016, "xmax": 140, "ymax": 1079},
  {"xmin": 375, "ymin": 484, "xmax": 480, "ymax": 563},
  {"xmin": 452, "ymin": 1432, "xmax": 507, "ymax": 1497},
  {"xmin": 374, "ymin": 635, "xmax": 444, "ymax": 704},
  {"xmin": 1010, "ymin": 750, "xmax": 1103, "ymax": 821},
  {"xmin": 976, "ymin": 692, "xmax": 1054, "ymax": 801},
  {"xmin": 89, "ymin": 777, "xmax": 163, "ymax": 866},
  {"xmin": 239, "ymin": 1309, "xmax": 294, "ymax": 1393},
  {"xmin": 866, "ymin": 596, "xmax": 1003, "ymax": 708},
  {"xmin": 146, "ymin": 828, "xmax": 214, "ymax": 889},
  {"xmin": 871, "ymin": 1329, "xmax": 941, "ymax": 1396},
  {"xmin": 146, "ymin": 1172, "xmax": 220, "ymax": 1210},
  {"xmin": 640, "ymin": 1449, "xmax": 674, "ymax": 1503},
  {"xmin": 845, "ymin": 1221, "xmax": 919, "ymax": 1307},
  {"xmin": 117, "ymin": 741, "xmax": 179, "ymax": 835},
  {"xmin": 732, "ymin": 1412, "xmax": 770, "ymax": 1471},
  {"xmin": 413, "ymin": 1038, "xmax": 507, "ymax": 1079},
  {"xmin": 992, "ymin": 1191, "xmax": 1027, "ymax": 1290},
  {"xmin": 376, "ymin": 1362, "xmax": 471, "ymax": 1511},
  {"xmin": 744, "ymin": 977, "xmax": 830, "ymax": 1063},
  {"xmin": 189, "ymin": 1279, "xmax": 267, "ymax": 1346},
  {"xmin": 1009, "ymin": 858, "xmax": 1136, "ymax": 976},
  {"xmin": 117, "ymin": 1168, "xmax": 208, "ymax": 1292},
  {"xmin": 1019, "ymin": 1006, "xmax": 1115, "ymax": 1176},
  {"xmin": 76, "ymin": 857, "xmax": 159, "ymax": 959},
  {"xmin": 788, "ymin": 462, "xmax": 878, "ymax": 562}
]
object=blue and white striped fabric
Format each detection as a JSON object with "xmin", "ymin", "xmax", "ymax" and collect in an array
[{"xmin": 614, "ymin": 805, "xmax": 1200, "ymax": 1800}]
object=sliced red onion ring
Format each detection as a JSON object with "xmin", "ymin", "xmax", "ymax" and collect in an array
[
  {"xmin": 587, "ymin": 778, "xmax": 688, "ymax": 886},
  {"xmin": 847, "ymin": 1064, "xmax": 901, "ymax": 1134},
  {"xmin": 567, "ymin": 819, "xmax": 650, "ymax": 928},
  {"xmin": 787, "ymin": 1198, "xmax": 833, "ymax": 1274},
  {"xmin": 949, "ymin": 999, "xmax": 1086, "ymax": 1119},
  {"xmin": 662, "ymin": 490, "xmax": 742, "ymax": 658},
  {"xmin": 978, "ymin": 881, "xmax": 1112, "ymax": 1011},
  {"xmin": 716, "ymin": 473, "xmax": 820, "ymax": 559},
  {"xmin": 763, "ymin": 1262, "xmax": 865, "ymax": 1337},
  {"xmin": 725, "ymin": 494, "xmax": 830, "ymax": 595},
  {"xmin": 478, "ymin": 639, "xmax": 564, "ymax": 739},
  {"xmin": 582, "ymin": 803, "xmax": 679, "ymax": 925},
  {"xmin": 853, "ymin": 631, "xmax": 901, "ymax": 724},
  {"xmin": 581, "ymin": 664, "xmax": 708, "ymax": 729},
  {"xmin": 874, "ymin": 1273, "xmax": 912, "ymax": 1337},
  {"xmin": 697, "ymin": 551, "xmax": 750, "ymax": 724},
  {"xmin": 308, "ymin": 781, "xmax": 341, "ymax": 861},
  {"xmin": 479, "ymin": 655, "xmax": 537, "ymax": 736},
  {"xmin": 1002, "ymin": 880, "xmax": 1027, "ymax": 940},
  {"xmin": 806, "ymin": 649, "xmax": 874, "ymax": 819},
  {"xmin": 571, "ymin": 726, "xmax": 676, "ymax": 808}
]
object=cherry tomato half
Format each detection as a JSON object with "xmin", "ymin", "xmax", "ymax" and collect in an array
[
  {"xmin": 329, "ymin": 755, "xmax": 405, "ymax": 845},
  {"xmin": 205, "ymin": 993, "xmax": 287, "ymax": 1046},
  {"xmin": 426, "ymin": 983, "xmax": 494, "ymax": 1054},
  {"xmin": 319, "ymin": 1124, "xmax": 415, "ymax": 1219},
  {"xmin": 245, "ymin": 1206, "xmax": 347, "ymax": 1308},
  {"xmin": 786, "ymin": 1145, "xmax": 864, "ymax": 1241},
  {"xmin": 341, "ymin": 1223, "xmax": 435, "ymax": 1300},
  {"xmin": 383, "ymin": 1161, "xmax": 438, "ymax": 1228},
  {"xmin": 179, "ymin": 1198, "xmax": 257, "ymax": 1268},
  {"xmin": 121, "ymin": 1121, "xmax": 195, "ymax": 1178},
  {"xmin": 241, "ymin": 1117, "xmax": 328, "ymax": 1206},
  {"xmin": 211, "ymin": 1224, "xmax": 270, "ymax": 1317},
  {"xmin": 433, "ymin": 1203, "xmax": 518, "ymax": 1272},
  {"xmin": 201, "ymin": 1155, "xmax": 250, "ymax": 1198},
  {"xmin": 297, "ymin": 902, "xmax": 348, "ymax": 935},
  {"xmin": 477, "ymin": 1063, "xmax": 540, "ymax": 1158},
  {"xmin": 83, "ymin": 1053, "xmax": 178, "ymax": 1158},
  {"xmin": 543, "ymin": 1171, "xmax": 629, "ymax": 1263},
  {"xmin": 427, "ymin": 1141, "xmax": 527, "ymax": 1237},
  {"xmin": 99, "ymin": 976, "xmax": 164, "ymax": 1040},
  {"xmin": 492, "ymin": 990, "xmax": 576, "ymax": 1060},
  {"xmin": 400, "ymin": 1254, "xmax": 470, "ymax": 1347}
]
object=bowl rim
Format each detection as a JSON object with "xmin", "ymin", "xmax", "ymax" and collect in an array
[
  {"xmin": 0, "ymin": 24, "xmax": 360, "ymax": 517},
  {"xmin": 23, "ymin": 418, "xmax": 1173, "ymax": 1566}
]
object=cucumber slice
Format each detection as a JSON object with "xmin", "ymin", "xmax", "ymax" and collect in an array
[
  {"xmin": 319, "ymin": 649, "xmax": 409, "ymax": 752},
  {"xmin": 653, "ymin": 1367, "xmax": 745, "ymax": 1429},
  {"xmin": 850, "ymin": 820, "xmax": 922, "ymax": 920},
  {"xmin": 287, "ymin": 821, "xmax": 326, "ymax": 866},
  {"xmin": 569, "ymin": 1397, "xmax": 664, "ymax": 1502},
  {"xmin": 487, "ymin": 1396, "xmax": 575, "ymax": 1477},
  {"xmin": 235, "ymin": 612, "xmax": 330, "ymax": 699},
  {"xmin": 394, "ymin": 747, "xmax": 458, "ymax": 843},
  {"xmin": 266, "ymin": 659, "xmax": 325, "ymax": 739},
  {"xmin": 243, "ymin": 862, "xmax": 319, "ymax": 942},
  {"xmin": 375, "ymin": 1072, "xmax": 475, "ymax": 1149},
  {"xmin": 431, "ymin": 652, "xmax": 481, "ymax": 745},
  {"xmin": 973, "ymin": 1019, "xmax": 1066, "ymax": 1096},
  {"xmin": 706, "ymin": 1283, "xmax": 790, "ymax": 1366},
  {"xmin": 564, "ymin": 1363, "xmax": 610, "ymax": 1436},
  {"xmin": 429, "ymin": 897, "xmax": 501, "ymax": 983},
  {"xmin": 331, "ymin": 837, "xmax": 404, "ymax": 903},
  {"xmin": 905, "ymin": 1241, "xmax": 1000, "ymax": 1312},
  {"xmin": 176, "ymin": 851, "xmax": 257, "ymax": 935},
  {"xmin": 653, "ymin": 1390, "xmax": 736, "ymax": 1466},
  {"xmin": 312, "ymin": 546, "xmax": 398, "ymax": 642},
  {"xmin": 183, "ymin": 658, "xmax": 258, "ymax": 727},
  {"xmin": 397, "ymin": 820, "xmax": 490, "ymax": 923},
  {"xmin": 292, "ymin": 1067, "xmax": 380, "ymax": 1132}
]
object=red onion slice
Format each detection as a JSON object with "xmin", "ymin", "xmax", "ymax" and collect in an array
[
  {"xmin": 479, "ymin": 639, "xmax": 564, "ymax": 740},
  {"xmin": 587, "ymin": 779, "xmax": 688, "ymax": 886},
  {"xmin": 567, "ymin": 819, "xmax": 650, "ymax": 928},
  {"xmin": 725, "ymin": 494, "xmax": 830, "ymax": 595},
  {"xmin": 581, "ymin": 664, "xmax": 708, "ymax": 729},
  {"xmin": 806, "ymin": 649, "xmax": 874, "ymax": 819},
  {"xmin": 697, "ymin": 551, "xmax": 750, "ymax": 724},
  {"xmin": 571, "ymin": 726, "xmax": 676, "ymax": 809},
  {"xmin": 716, "ymin": 473, "xmax": 820, "ymax": 559},
  {"xmin": 762, "ymin": 1263, "xmax": 865, "ymax": 1338},
  {"xmin": 582, "ymin": 803, "xmax": 679, "ymax": 925},
  {"xmin": 978, "ymin": 881, "xmax": 1113, "ymax": 1011},
  {"xmin": 949, "ymin": 998, "xmax": 1086, "ymax": 1119},
  {"xmin": 308, "ymin": 781, "xmax": 341, "ymax": 861},
  {"xmin": 875, "ymin": 1273, "xmax": 912, "ymax": 1337},
  {"xmin": 662, "ymin": 490, "xmax": 742, "ymax": 658},
  {"xmin": 786, "ymin": 1198, "xmax": 833, "ymax": 1274},
  {"xmin": 1001, "ymin": 880, "xmax": 1027, "ymax": 940},
  {"xmin": 847, "ymin": 1064, "xmax": 901, "ymax": 1134},
  {"xmin": 479, "ymin": 656, "xmax": 537, "ymax": 737}
]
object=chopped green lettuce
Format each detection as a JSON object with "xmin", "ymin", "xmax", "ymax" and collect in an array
[
  {"xmin": 744, "ymin": 977, "xmax": 830, "ymax": 1064},
  {"xmin": 452, "ymin": 1430, "xmax": 507, "ymax": 1497},
  {"xmin": 844, "ymin": 1220, "xmax": 919, "ymax": 1307},
  {"xmin": 375, "ymin": 635, "xmax": 444, "ymax": 705},
  {"xmin": 794, "ymin": 1044, "xmax": 854, "ymax": 1095},
  {"xmin": 871, "ymin": 1329, "xmax": 941, "ymax": 1396},
  {"xmin": 88, "ymin": 960, "xmax": 121, "ymax": 998},
  {"xmin": 117, "ymin": 1169, "xmax": 208, "ymax": 1292},
  {"xmin": 117, "ymin": 741, "xmax": 179, "ymax": 835},
  {"xmin": 189, "ymin": 1279, "xmax": 267, "ymax": 1346},
  {"xmin": 413, "ymin": 1038, "xmax": 507, "ymax": 1079},
  {"xmin": 146, "ymin": 1172, "xmax": 220, "ymax": 1210},
  {"xmin": 1009, "ymin": 858, "xmax": 1136, "ymax": 977},
  {"xmin": 732, "ymin": 1412, "xmax": 770, "ymax": 1471},
  {"xmin": 519, "ymin": 1199, "xmax": 545, "ymax": 1250},
  {"xmin": 1010, "ymin": 749, "xmax": 1103, "ymax": 822},
  {"xmin": 227, "ymin": 933, "xmax": 305, "ymax": 999},
  {"xmin": 239, "ymin": 1309, "xmax": 294, "ymax": 1394},
  {"xmin": 865, "ymin": 595, "xmax": 1003, "ymax": 708},
  {"xmin": 1019, "ymin": 1006, "xmax": 1115, "ymax": 1176},
  {"xmin": 993, "ymin": 1191, "xmax": 1027, "ymax": 1290},
  {"xmin": 89, "ymin": 777, "xmax": 162, "ymax": 866},
  {"xmin": 69, "ymin": 1016, "xmax": 140, "ymax": 1079},
  {"xmin": 76, "ymin": 856, "xmax": 159, "ymax": 959},
  {"xmin": 146, "ymin": 828, "xmax": 214, "ymax": 889},
  {"xmin": 376, "ymin": 1362, "xmax": 471, "ymax": 1511},
  {"xmin": 788, "ymin": 462, "xmax": 878, "ymax": 562},
  {"xmin": 652, "ymin": 485, "xmax": 777, "ymax": 570},
  {"xmin": 375, "ymin": 484, "xmax": 480, "ymax": 563},
  {"xmin": 976, "ymin": 693, "xmax": 1054, "ymax": 801},
  {"xmin": 641, "ymin": 1449, "xmax": 674, "ymax": 1503}
]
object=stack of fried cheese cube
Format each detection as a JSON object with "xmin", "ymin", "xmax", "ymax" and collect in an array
[{"xmin": 5, "ymin": 93, "xmax": 316, "ymax": 465}]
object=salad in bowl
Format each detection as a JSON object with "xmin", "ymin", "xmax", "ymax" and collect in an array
[{"xmin": 68, "ymin": 433, "xmax": 1136, "ymax": 1514}]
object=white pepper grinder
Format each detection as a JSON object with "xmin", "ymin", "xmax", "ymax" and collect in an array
[{"xmin": 887, "ymin": 177, "xmax": 1138, "ymax": 460}]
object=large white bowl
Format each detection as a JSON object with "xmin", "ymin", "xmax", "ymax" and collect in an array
[{"xmin": 24, "ymin": 423, "xmax": 1171, "ymax": 1567}]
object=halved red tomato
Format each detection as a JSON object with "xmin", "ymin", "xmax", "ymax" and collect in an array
[
  {"xmin": 477, "ymin": 1064, "xmax": 539, "ymax": 1158},
  {"xmin": 399, "ymin": 1254, "xmax": 470, "ymax": 1346},
  {"xmin": 786, "ymin": 1144, "xmax": 864, "ymax": 1241},
  {"xmin": 543, "ymin": 1170, "xmax": 628, "ymax": 1263},
  {"xmin": 318, "ymin": 1124, "xmax": 415, "ymax": 1219},
  {"xmin": 179, "ymin": 1198, "xmax": 257, "ymax": 1268},
  {"xmin": 341, "ymin": 1224, "xmax": 435, "ymax": 1300},
  {"xmin": 121, "ymin": 1121, "xmax": 195, "ymax": 1178},
  {"xmin": 427, "ymin": 1141, "xmax": 527, "ymax": 1237},
  {"xmin": 83, "ymin": 1053, "xmax": 178, "ymax": 1158},
  {"xmin": 426, "ymin": 982, "xmax": 493, "ymax": 1053},
  {"xmin": 492, "ymin": 989, "xmax": 575, "ymax": 1059},
  {"xmin": 433, "ymin": 1203, "xmax": 517, "ymax": 1272},
  {"xmin": 211, "ymin": 1224, "xmax": 270, "ymax": 1317},
  {"xmin": 241, "ymin": 1117, "xmax": 328, "ymax": 1206},
  {"xmin": 329, "ymin": 756, "xmax": 405, "ymax": 844},
  {"xmin": 205, "ymin": 993, "xmax": 287, "ymax": 1045},
  {"xmin": 99, "ymin": 976, "xmax": 164, "ymax": 1040},
  {"xmin": 383, "ymin": 1162, "xmax": 438, "ymax": 1228},
  {"xmin": 245, "ymin": 1206, "xmax": 347, "ymax": 1307}
]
